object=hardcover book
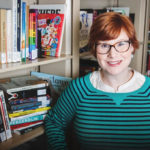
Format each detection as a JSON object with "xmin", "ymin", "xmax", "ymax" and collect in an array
[{"xmin": 30, "ymin": 4, "xmax": 66, "ymax": 57}]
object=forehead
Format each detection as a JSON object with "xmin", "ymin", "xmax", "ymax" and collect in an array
[{"xmin": 100, "ymin": 29, "xmax": 129, "ymax": 44}]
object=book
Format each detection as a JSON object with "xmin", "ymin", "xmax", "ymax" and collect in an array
[
  {"xmin": 10, "ymin": 113, "xmax": 46, "ymax": 125},
  {"xmin": 10, "ymin": 120, "xmax": 43, "ymax": 130},
  {"xmin": 21, "ymin": 1, "xmax": 27, "ymax": 62},
  {"xmin": 31, "ymin": 71, "xmax": 72, "ymax": 105},
  {"xmin": 30, "ymin": 4, "xmax": 66, "ymax": 57},
  {"xmin": 9, "ymin": 94, "xmax": 50, "ymax": 105},
  {"xmin": 0, "ymin": 9, "xmax": 7, "ymax": 64},
  {"xmin": 0, "ymin": 91, "xmax": 12, "ymax": 140},
  {"xmin": 0, "ymin": 75, "xmax": 49, "ymax": 101},
  {"xmin": 106, "ymin": 7, "xmax": 130, "ymax": 16},
  {"xmin": 0, "ymin": 107, "xmax": 7, "ymax": 142},
  {"xmin": 12, "ymin": 0, "xmax": 21, "ymax": 62},
  {"xmin": 6, "ymin": 9, "xmax": 12, "ymax": 63},
  {"xmin": 9, "ymin": 106, "xmax": 51, "ymax": 118},
  {"xmin": 13, "ymin": 123, "xmax": 42, "ymax": 135},
  {"xmin": 29, "ymin": 9, "xmax": 38, "ymax": 60},
  {"xmin": 79, "ymin": 10, "xmax": 93, "ymax": 52}
]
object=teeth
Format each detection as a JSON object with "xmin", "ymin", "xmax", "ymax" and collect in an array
[{"xmin": 109, "ymin": 61, "xmax": 120, "ymax": 64}]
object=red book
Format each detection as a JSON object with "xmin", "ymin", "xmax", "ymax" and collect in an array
[{"xmin": 30, "ymin": 4, "xmax": 66, "ymax": 57}]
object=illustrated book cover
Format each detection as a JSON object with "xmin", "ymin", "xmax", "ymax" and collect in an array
[{"xmin": 30, "ymin": 4, "xmax": 66, "ymax": 57}]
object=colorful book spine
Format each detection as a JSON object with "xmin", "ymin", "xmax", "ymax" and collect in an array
[
  {"xmin": 9, "ymin": 95, "xmax": 50, "ymax": 105},
  {"xmin": 0, "ymin": 91, "xmax": 12, "ymax": 139},
  {"xmin": 11, "ymin": 120, "xmax": 43, "ymax": 130},
  {"xmin": 29, "ymin": 9, "xmax": 37, "ymax": 60},
  {"xmin": 21, "ymin": 1, "xmax": 26, "ymax": 62},
  {"xmin": 10, "ymin": 114, "xmax": 46, "ymax": 125},
  {"xmin": 9, "ymin": 106, "xmax": 51, "ymax": 118}
]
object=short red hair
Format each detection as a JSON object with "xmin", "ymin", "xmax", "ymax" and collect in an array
[{"xmin": 88, "ymin": 12, "xmax": 139, "ymax": 57}]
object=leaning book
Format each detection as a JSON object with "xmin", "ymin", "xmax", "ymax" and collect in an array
[{"xmin": 30, "ymin": 4, "xmax": 66, "ymax": 57}]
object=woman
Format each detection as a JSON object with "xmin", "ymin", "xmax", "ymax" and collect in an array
[{"xmin": 45, "ymin": 12, "xmax": 150, "ymax": 150}]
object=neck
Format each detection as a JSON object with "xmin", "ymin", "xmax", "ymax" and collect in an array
[{"xmin": 100, "ymin": 69, "xmax": 133, "ymax": 91}]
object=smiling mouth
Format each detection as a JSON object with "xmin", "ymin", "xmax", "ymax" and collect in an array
[{"xmin": 107, "ymin": 60, "xmax": 122, "ymax": 66}]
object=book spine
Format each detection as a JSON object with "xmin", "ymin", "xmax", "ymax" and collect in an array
[
  {"xmin": 17, "ymin": 0, "xmax": 21, "ymax": 55},
  {"xmin": 26, "ymin": 4, "xmax": 29, "ymax": 58},
  {"xmin": 6, "ymin": 9, "xmax": 12, "ymax": 63},
  {"xmin": 0, "ymin": 91, "xmax": 12, "ymax": 139},
  {"xmin": 21, "ymin": 1, "xmax": 26, "ymax": 62},
  {"xmin": 13, "ymin": 121, "xmax": 43, "ymax": 133},
  {"xmin": 11, "ymin": 120, "xmax": 43, "ymax": 130},
  {"xmin": 9, "ymin": 106, "xmax": 51, "ymax": 118},
  {"xmin": 6, "ymin": 87, "xmax": 49, "ymax": 101},
  {"xmin": 12, "ymin": 0, "xmax": 21, "ymax": 62},
  {"xmin": 29, "ymin": 9, "xmax": 37, "ymax": 60},
  {"xmin": 14, "ymin": 124, "xmax": 41, "ymax": 135},
  {"xmin": 10, "ymin": 103, "xmax": 50, "ymax": 114},
  {"xmin": 10, "ymin": 114, "xmax": 46, "ymax": 125},
  {"xmin": 10, "ymin": 110, "xmax": 48, "ymax": 121},
  {"xmin": 0, "ymin": 107, "xmax": 7, "ymax": 142},
  {"xmin": 6, "ymin": 82, "xmax": 48, "ymax": 93},
  {"xmin": 0, "ymin": 9, "xmax": 7, "ymax": 64},
  {"xmin": 9, "ymin": 94, "xmax": 50, "ymax": 105}
]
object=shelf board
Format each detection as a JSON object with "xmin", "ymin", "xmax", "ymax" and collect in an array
[
  {"xmin": 0, "ymin": 126, "xmax": 44, "ymax": 150},
  {"xmin": 0, "ymin": 54, "xmax": 73, "ymax": 73}
]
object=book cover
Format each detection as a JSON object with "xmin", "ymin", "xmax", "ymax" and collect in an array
[{"xmin": 30, "ymin": 4, "xmax": 66, "ymax": 57}]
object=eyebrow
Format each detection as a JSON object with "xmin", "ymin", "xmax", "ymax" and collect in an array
[{"xmin": 97, "ymin": 39, "xmax": 129, "ymax": 45}]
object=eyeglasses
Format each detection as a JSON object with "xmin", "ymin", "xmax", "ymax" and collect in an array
[{"xmin": 96, "ymin": 40, "xmax": 131, "ymax": 54}]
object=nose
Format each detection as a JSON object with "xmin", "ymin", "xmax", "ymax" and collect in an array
[{"xmin": 108, "ymin": 46, "xmax": 118, "ymax": 58}]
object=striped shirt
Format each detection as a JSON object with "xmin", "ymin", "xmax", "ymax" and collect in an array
[{"xmin": 45, "ymin": 73, "xmax": 150, "ymax": 150}]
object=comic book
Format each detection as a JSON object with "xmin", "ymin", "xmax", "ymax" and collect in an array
[{"xmin": 30, "ymin": 4, "xmax": 66, "ymax": 57}]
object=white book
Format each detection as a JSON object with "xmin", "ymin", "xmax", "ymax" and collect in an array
[
  {"xmin": 12, "ymin": 0, "xmax": 21, "ymax": 62},
  {"xmin": 6, "ymin": 9, "xmax": 12, "ymax": 63}
]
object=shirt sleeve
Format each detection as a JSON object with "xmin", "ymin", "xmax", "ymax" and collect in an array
[{"xmin": 44, "ymin": 81, "xmax": 77, "ymax": 150}]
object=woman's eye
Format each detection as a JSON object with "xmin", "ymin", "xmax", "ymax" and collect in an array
[
  {"xmin": 101, "ymin": 44, "xmax": 109, "ymax": 49},
  {"xmin": 117, "ymin": 41, "xmax": 126, "ymax": 46}
]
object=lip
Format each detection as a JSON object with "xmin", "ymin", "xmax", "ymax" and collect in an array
[{"xmin": 107, "ymin": 60, "xmax": 122, "ymax": 67}]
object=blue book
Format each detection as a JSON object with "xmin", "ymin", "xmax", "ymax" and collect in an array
[{"xmin": 31, "ymin": 71, "xmax": 72, "ymax": 95}]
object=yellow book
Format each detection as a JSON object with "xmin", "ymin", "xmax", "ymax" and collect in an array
[{"xmin": 9, "ymin": 106, "xmax": 51, "ymax": 118}]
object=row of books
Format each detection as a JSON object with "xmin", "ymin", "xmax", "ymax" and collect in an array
[
  {"xmin": 0, "ymin": 72, "xmax": 72, "ymax": 142},
  {"xmin": 0, "ymin": 0, "xmax": 66, "ymax": 64},
  {"xmin": 79, "ymin": 7, "xmax": 131, "ymax": 53}
]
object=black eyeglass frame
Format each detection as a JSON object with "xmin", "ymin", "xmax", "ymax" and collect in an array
[{"xmin": 96, "ymin": 40, "xmax": 131, "ymax": 54}]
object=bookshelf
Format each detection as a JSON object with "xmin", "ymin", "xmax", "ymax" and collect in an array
[
  {"xmin": 0, "ymin": 126, "xmax": 44, "ymax": 150},
  {"xmin": 0, "ymin": 0, "xmax": 79, "ymax": 149}
]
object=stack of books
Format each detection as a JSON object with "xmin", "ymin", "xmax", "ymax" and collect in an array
[{"xmin": 0, "ymin": 75, "xmax": 51, "ymax": 136}]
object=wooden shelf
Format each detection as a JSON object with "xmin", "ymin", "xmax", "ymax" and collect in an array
[
  {"xmin": 0, "ymin": 126, "xmax": 44, "ymax": 150},
  {"xmin": 0, "ymin": 54, "xmax": 73, "ymax": 73}
]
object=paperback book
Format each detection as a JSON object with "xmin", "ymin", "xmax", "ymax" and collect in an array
[{"xmin": 30, "ymin": 4, "xmax": 66, "ymax": 57}]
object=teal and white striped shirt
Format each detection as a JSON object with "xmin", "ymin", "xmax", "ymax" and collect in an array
[{"xmin": 45, "ymin": 73, "xmax": 150, "ymax": 150}]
